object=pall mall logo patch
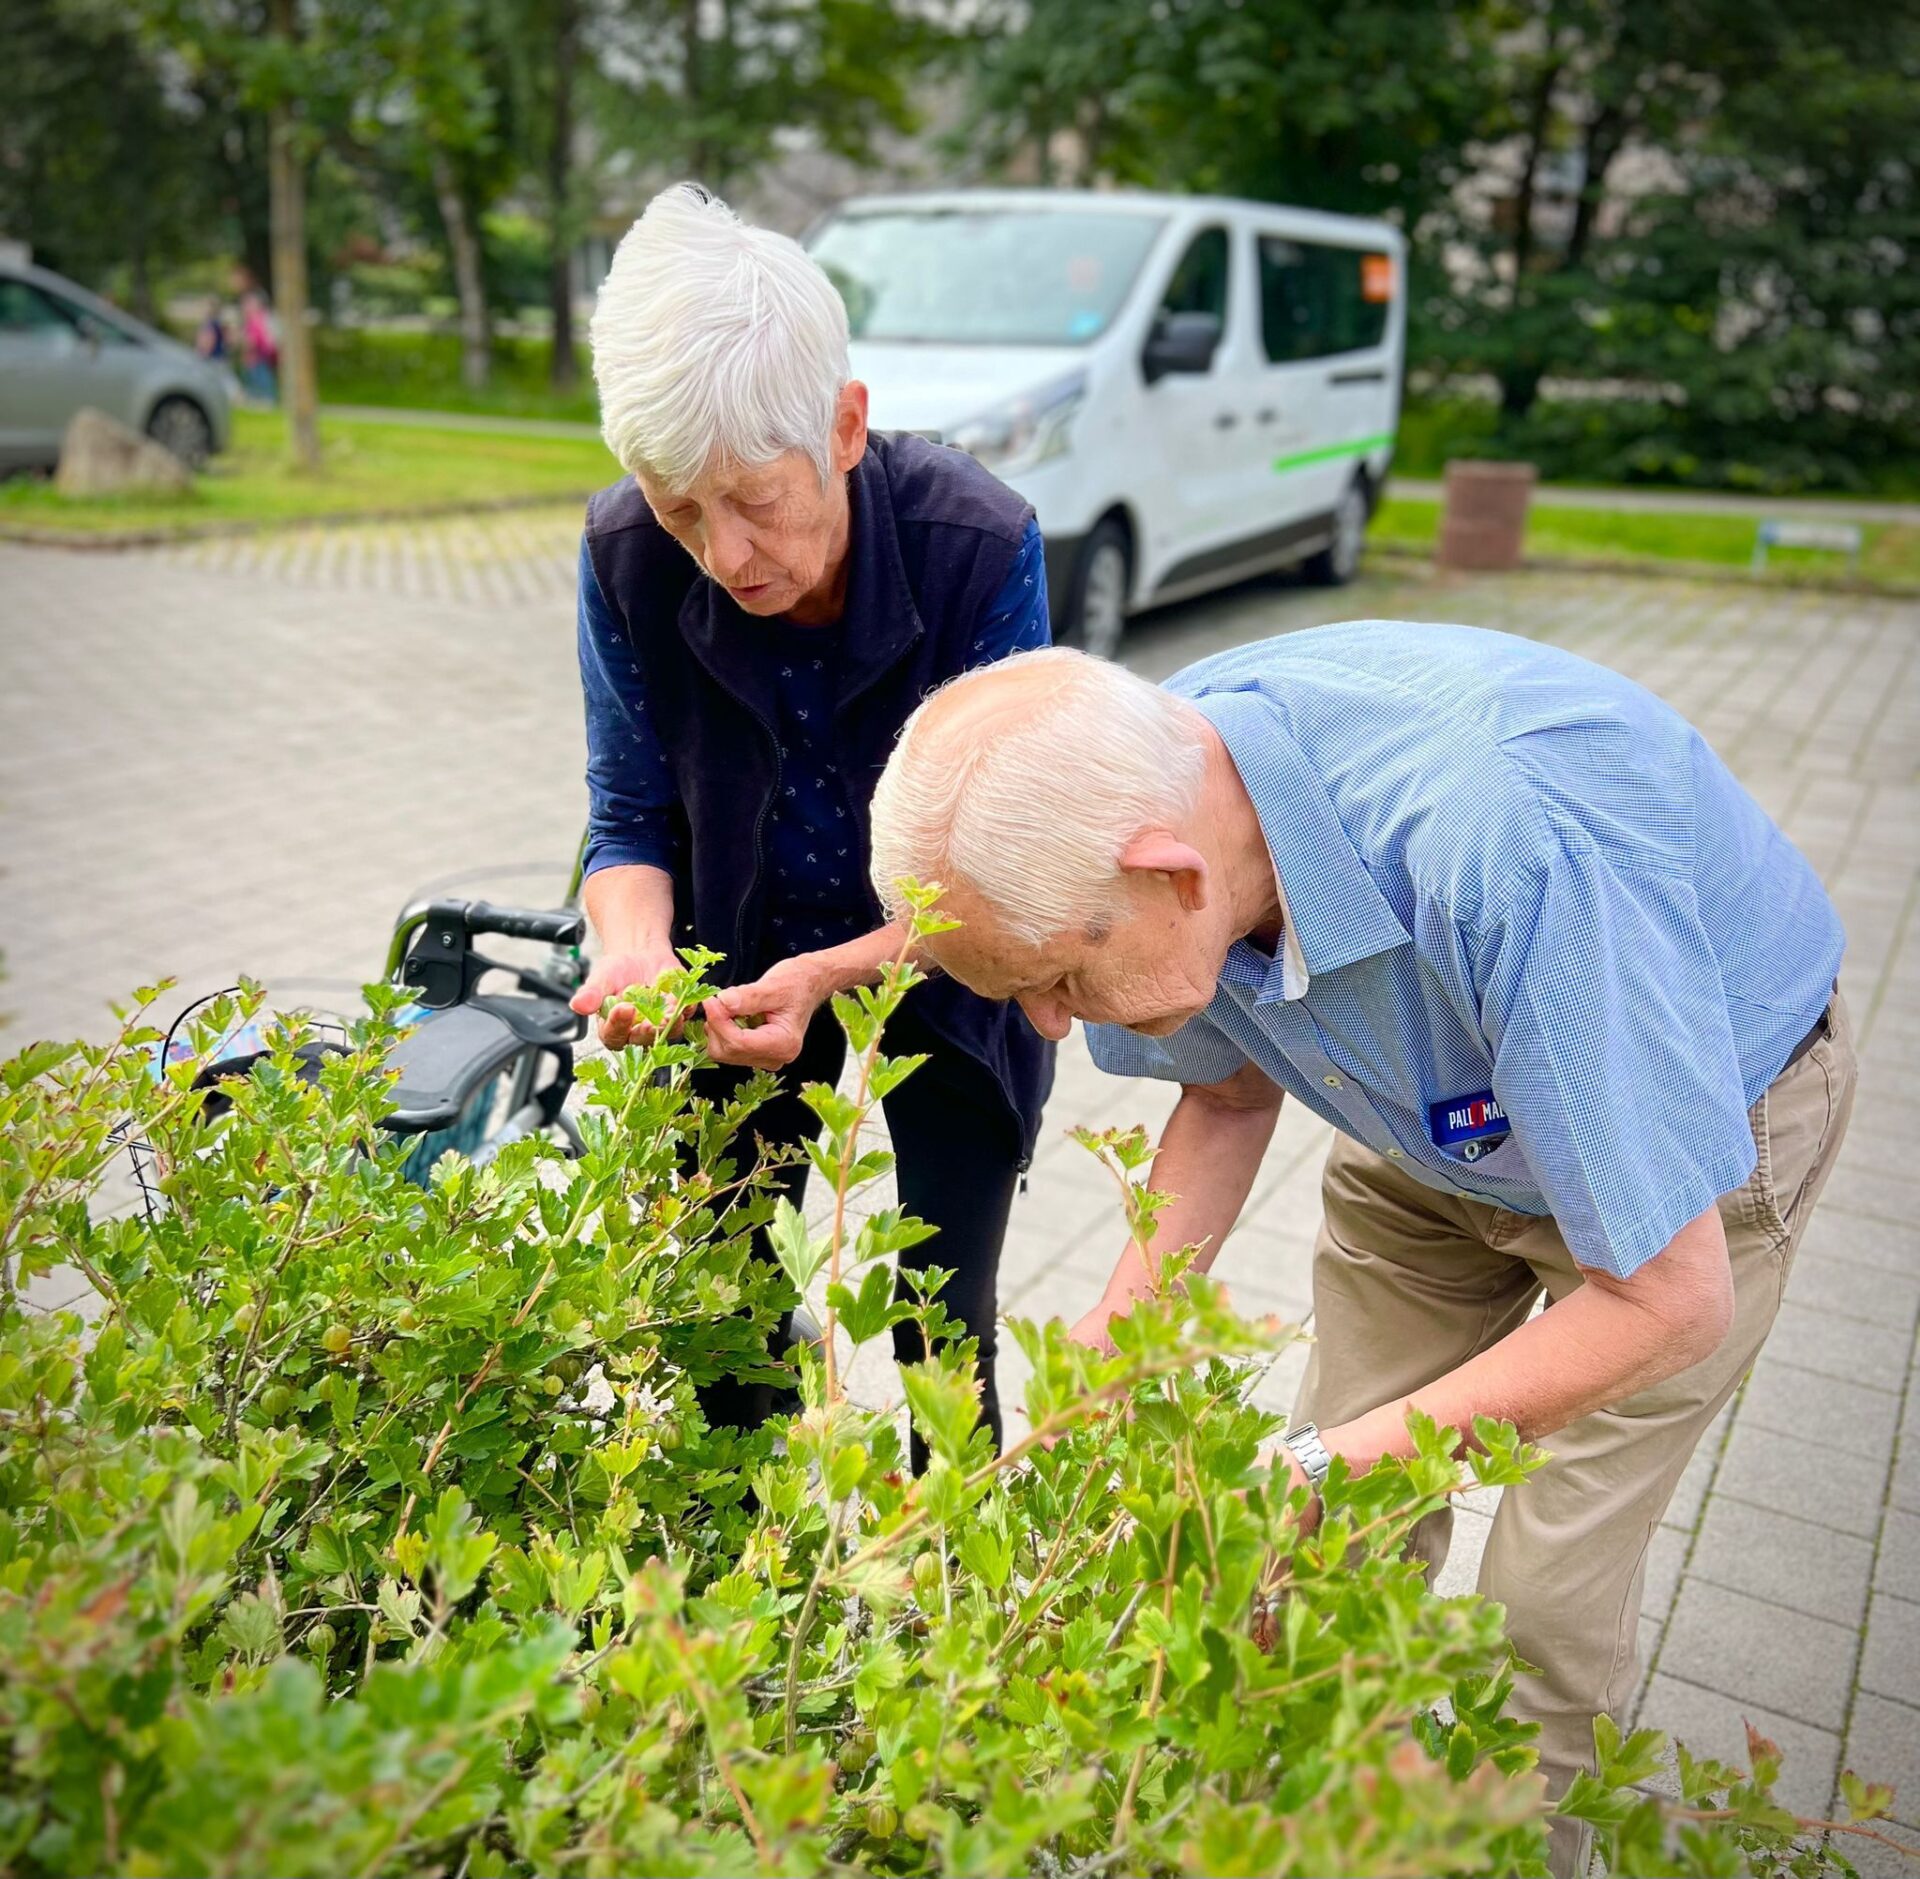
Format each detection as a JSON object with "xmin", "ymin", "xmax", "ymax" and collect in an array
[{"xmin": 1428, "ymin": 1090, "xmax": 1511, "ymax": 1162}]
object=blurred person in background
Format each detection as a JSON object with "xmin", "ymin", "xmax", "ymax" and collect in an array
[
  {"xmin": 193, "ymin": 297, "xmax": 228, "ymax": 363},
  {"xmin": 238, "ymin": 284, "xmax": 277, "ymax": 403},
  {"xmin": 568, "ymin": 184, "xmax": 1055, "ymax": 1467}
]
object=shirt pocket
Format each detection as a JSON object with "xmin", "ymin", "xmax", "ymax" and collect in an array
[{"xmin": 1436, "ymin": 1130, "xmax": 1526, "ymax": 1183}]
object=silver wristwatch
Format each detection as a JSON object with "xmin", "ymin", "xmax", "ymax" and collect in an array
[{"xmin": 1279, "ymin": 1421, "xmax": 1334, "ymax": 1492}]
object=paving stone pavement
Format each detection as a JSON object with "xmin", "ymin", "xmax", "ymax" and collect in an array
[{"xmin": 2, "ymin": 514, "xmax": 1916, "ymax": 1829}]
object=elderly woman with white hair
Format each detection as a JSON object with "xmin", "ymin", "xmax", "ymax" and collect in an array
[{"xmin": 566, "ymin": 184, "xmax": 1055, "ymax": 1465}]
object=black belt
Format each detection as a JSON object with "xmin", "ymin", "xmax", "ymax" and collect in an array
[{"xmin": 1782, "ymin": 999, "xmax": 1833, "ymax": 1075}]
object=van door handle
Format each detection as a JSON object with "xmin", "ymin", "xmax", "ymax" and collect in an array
[{"xmin": 1213, "ymin": 412, "xmax": 1239, "ymax": 430}]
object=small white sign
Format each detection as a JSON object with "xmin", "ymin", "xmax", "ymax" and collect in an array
[{"xmin": 1753, "ymin": 519, "xmax": 1863, "ymax": 571}]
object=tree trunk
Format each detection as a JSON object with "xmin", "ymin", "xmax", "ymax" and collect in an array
[
  {"xmin": 546, "ymin": 0, "xmax": 580, "ymax": 393},
  {"xmin": 682, "ymin": 0, "xmax": 711, "ymax": 182},
  {"xmin": 213, "ymin": 107, "xmax": 275, "ymax": 300},
  {"xmin": 1567, "ymin": 103, "xmax": 1627, "ymax": 269},
  {"xmin": 129, "ymin": 231, "xmax": 154, "ymax": 324},
  {"xmin": 265, "ymin": 0, "xmax": 320, "ymax": 472},
  {"xmin": 1509, "ymin": 54, "xmax": 1561, "ymax": 291},
  {"xmin": 431, "ymin": 148, "xmax": 491, "ymax": 392},
  {"xmin": 1497, "ymin": 364, "xmax": 1545, "ymax": 420}
]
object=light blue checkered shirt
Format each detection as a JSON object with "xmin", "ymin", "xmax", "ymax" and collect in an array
[{"xmin": 1085, "ymin": 623, "xmax": 1844, "ymax": 1278}]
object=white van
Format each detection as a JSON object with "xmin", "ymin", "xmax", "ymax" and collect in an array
[{"xmin": 807, "ymin": 189, "xmax": 1406, "ymax": 656}]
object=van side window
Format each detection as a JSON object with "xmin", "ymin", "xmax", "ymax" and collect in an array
[
  {"xmin": 1258, "ymin": 239, "xmax": 1392, "ymax": 361},
  {"xmin": 1160, "ymin": 227, "xmax": 1231, "ymax": 324}
]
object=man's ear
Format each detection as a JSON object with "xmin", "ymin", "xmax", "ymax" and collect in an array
[
  {"xmin": 833, "ymin": 382, "xmax": 869, "ymax": 474},
  {"xmin": 1118, "ymin": 831, "xmax": 1210, "ymax": 912}
]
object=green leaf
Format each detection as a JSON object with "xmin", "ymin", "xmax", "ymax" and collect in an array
[
  {"xmin": 827, "ymin": 1261, "xmax": 900, "ymax": 1347},
  {"xmin": 899, "ymin": 1357, "xmax": 980, "ymax": 1466},
  {"xmin": 854, "ymin": 1637, "xmax": 909, "ymax": 1711},
  {"xmin": 767, "ymin": 1196, "xmax": 829, "ymax": 1294}
]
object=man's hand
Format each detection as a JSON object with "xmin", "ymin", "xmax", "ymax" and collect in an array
[
  {"xmin": 569, "ymin": 948, "xmax": 682, "ymax": 1050},
  {"xmin": 703, "ymin": 956, "xmax": 830, "ymax": 1070},
  {"xmin": 1267, "ymin": 1440, "xmax": 1316, "ymax": 1512}
]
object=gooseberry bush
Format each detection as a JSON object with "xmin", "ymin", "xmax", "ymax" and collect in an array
[{"xmin": 0, "ymin": 894, "xmax": 1900, "ymax": 1876}]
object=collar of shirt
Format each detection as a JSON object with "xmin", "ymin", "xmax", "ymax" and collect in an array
[{"xmin": 1196, "ymin": 686, "xmax": 1413, "ymax": 1003}]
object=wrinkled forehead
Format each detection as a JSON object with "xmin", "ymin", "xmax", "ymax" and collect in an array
[
  {"xmin": 921, "ymin": 904, "xmax": 1108, "ymax": 1001},
  {"xmin": 635, "ymin": 451, "xmax": 811, "ymax": 509}
]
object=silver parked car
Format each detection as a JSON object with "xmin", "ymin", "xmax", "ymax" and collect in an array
[{"xmin": 0, "ymin": 261, "xmax": 236, "ymax": 473}]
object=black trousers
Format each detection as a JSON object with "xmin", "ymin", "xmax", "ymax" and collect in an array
[{"xmin": 693, "ymin": 998, "xmax": 1021, "ymax": 1471}]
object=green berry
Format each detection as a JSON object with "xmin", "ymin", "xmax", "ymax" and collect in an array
[
  {"xmin": 305, "ymin": 1621, "xmax": 337, "ymax": 1658},
  {"xmin": 320, "ymin": 1324, "xmax": 352, "ymax": 1356},
  {"xmin": 912, "ymin": 1551, "xmax": 942, "ymax": 1602},
  {"xmin": 864, "ymin": 1801, "xmax": 898, "ymax": 1840},
  {"xmin": 541, "ymin": 1373, "xmax": 565, "ymax": 1397},
  {"xmin": 258, "ymin": 1384, "xmax": 295, "ymax": 1419}
]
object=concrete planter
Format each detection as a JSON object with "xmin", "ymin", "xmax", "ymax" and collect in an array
[{"xmin": 1437, "ymin": 459, "xmax": 1537, "ymax": 571}]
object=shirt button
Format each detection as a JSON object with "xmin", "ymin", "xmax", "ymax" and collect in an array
[
  {"xmin": 1322, "ymin": 1073, "xmax": 1343, "ymax": 1089},
  {"xmin": 1386, "ymin": 1147, "xmax": 1403, "ymax": 1159}
]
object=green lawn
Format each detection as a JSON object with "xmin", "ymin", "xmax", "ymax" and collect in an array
[
  {"xmin": 1372, "ymin": 497, "xmax": 1920, "ymax": 589},
  {"xmin": 0, "ymin": 408, "xmax": 619, "ymax": 539},
  {"xmin": 314, "ymin": 329, "xmax": 601, "ymax": 425}
]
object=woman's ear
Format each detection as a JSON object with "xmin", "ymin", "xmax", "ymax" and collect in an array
[
  {"xmin": 1118, "ymin": 831, "xmax": 1210, "ymax": 912},
  {"xmin": 833, "ymin": 381, "xmax": 869, "ymax": 474}
]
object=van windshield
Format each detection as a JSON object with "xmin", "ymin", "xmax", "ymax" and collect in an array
[{"xmin": 809, "ymin": 207, "xmax": 1165, "ymax": 346}]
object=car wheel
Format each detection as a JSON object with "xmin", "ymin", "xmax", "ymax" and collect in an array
[
  {"xmin": 147, "ymin": 397, "xmax": 213, "ymax": 470},
  {"xmin": 1061, "ymin": 518, "xmax": 1131, "ymax": 660},
  {"xmin": 1306, "ymin": 476, "xmax": 1370, "ymax": 586}
]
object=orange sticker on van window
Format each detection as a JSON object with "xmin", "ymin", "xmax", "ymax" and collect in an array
[{"xmin": 1361, "ymin": 253, "xmax": 1395, "ymax": 302}]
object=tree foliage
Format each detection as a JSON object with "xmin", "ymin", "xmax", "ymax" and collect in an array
[
  {"xmin": 0, "ymin": 901, "xmax": 1901, "ymax": 1875},
  {"xmin": 596, "ymin": 0, "xmax": 935, "ymax": 196},
  {"xmin": 1419, "ymin": 0, "xmax": 1920, "ymax": 491},
  {"xmin": 0, "ymin": 0, "xmax": 239, "ymax": 317},
  {"xmin": 961, "ymin": 0, "xmax": 1918, "ymax": 493},
  {"xmin": 955, "ymin": 0, "xmax": 1498, "ymax": 225}
]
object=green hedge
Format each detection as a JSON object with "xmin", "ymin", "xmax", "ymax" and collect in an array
[
  {"xmin": 1396, "ymin": 393, "xmax": 1920, "ymax": 499},
  {"xmin": 0, "ymin": 911, "xmax": 1899, "ymax": 1874}
]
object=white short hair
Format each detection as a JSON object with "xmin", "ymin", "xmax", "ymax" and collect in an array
[
  {"xmin": 870, "ymin": 648, "xmax": 1211, "ymax": 947},
  {"xmin": 590, "ymin": 183, "xmax": 850, "ymax": 491}
]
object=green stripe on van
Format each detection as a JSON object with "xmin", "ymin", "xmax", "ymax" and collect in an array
[{"xmin": 1271, "ymin": 432, "xmax": 1395, "ymax": 475}]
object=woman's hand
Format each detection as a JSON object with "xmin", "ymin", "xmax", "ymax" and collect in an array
[
  {"xmin": 1066, "ymin": 1294, "xmax": 1126, "ymax": 1356},
  {"xmin": 570, "ymin": 948, "xmax": 683, "ymax": 1050},
  {"xmin": 703, "ymin": 956, "xmax": 832, "ymax": 1069}
]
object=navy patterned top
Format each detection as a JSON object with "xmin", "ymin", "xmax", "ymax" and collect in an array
[{"xmin": 577, "ymin": 514, "xmax": 1050, "ymax": 954}]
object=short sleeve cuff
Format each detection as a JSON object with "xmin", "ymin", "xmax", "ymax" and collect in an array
[
  {"xmin": 1084, "ymin": 1014, "xmax": 1249, "ymax": 1087},
  {"xmin": 1561, "ymin": 1136, "xmax": 1759, "ymax": 1279}
]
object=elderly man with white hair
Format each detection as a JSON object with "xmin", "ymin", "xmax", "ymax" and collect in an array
[
  {"xmin": 868, "ymin": 631, "xmax": 1853, "ymax": 1874},
  {"xmin": 567, "ymin": 185, "xmax": 1055, "ymax": 1466}
]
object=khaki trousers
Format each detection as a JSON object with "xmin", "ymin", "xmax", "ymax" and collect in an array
[{"xmin": 1293, "ymin": 993, "xmax": 1857, "ymax": 1878}]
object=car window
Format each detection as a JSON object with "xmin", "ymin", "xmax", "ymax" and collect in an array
[
  {"xmin": 0, "ymin": 279, "xmax": 80, "ymax": 341},
  {"xmin": 1258, "ymin": 238, "xmax": 1393, "ymax": 362},
  {"xmin": 45, "ymin": 291, "xmax": 138, "ymax": 346},
  {"xmin": 1158, "ymin": 227, "xmax": 1231, "ymax": 324},
  {"xmin": 809, "ymin": 208, "xmax": 1165, "ymax": 346}
]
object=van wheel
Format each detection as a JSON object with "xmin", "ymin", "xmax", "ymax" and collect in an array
[
  {"xmin": 148, "ymin": 397, "xmax": 213, "ymax": 470},
  {"xmin": 1306, "ymin": 477, "xmax": 1369, "ymax": 586},
  {"xmin": 1061, "ymin": 518, "xmax": 1131, "ymax": 660}
]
